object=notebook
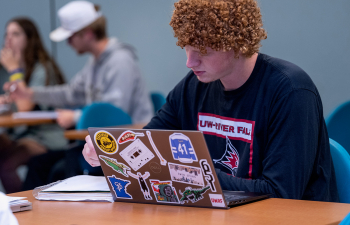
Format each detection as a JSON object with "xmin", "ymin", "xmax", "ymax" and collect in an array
[{"xmin": 88, "ymin": 128, "xmax": 270, "ymax": 209}]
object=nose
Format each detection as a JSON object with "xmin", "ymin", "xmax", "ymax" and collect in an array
[{"xmin": 186, "ymin": 51, "xmax": 200, "ymax": 69}]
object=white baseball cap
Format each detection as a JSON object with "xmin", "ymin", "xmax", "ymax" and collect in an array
[{"xmin": 50, "ymin": 1, "xmax": 102, "ymax": 42}]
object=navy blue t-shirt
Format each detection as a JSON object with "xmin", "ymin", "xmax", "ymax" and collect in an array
[{"xmin": 145, "ymin": 53, "xmax": 339, "ymax": 202}]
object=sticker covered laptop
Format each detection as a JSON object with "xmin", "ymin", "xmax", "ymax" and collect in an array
[{"xmin": 88, "ymin": 128, "xmax": 269, "ymax": 209}]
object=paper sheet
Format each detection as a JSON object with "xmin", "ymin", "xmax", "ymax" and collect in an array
[
  {"xmin": 12, "ymin": 111, "xmax": 58, "ymax": 119},
  {"xmin": 42, "ymin": 175, "xmax": 110, "ymax": 192}
]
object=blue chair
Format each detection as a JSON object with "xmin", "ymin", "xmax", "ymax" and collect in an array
[
  {"xmin": 150, "ymin": 92, "xmax": 166, "ymax": 114},
  {"xmin": 329, "ymin": 138, "xmax": 350, "ymax": 203},
  {"xmin": 77, "ymin": 102, "xmax": 132, "ymax": 175},
  {"xmin": 326, "ymin": 101, "xmax": 350, "ymax": 155},
  {"xmin": 76, "ymin": 102, "xmax": 132, "ymax": 130}
]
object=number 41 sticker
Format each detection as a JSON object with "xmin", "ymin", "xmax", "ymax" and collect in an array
[{"xmin": 169, "ymin": 133, "xmax": 198, "ymax": 163}]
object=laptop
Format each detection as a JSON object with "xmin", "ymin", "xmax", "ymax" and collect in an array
[{"xmin": 88, "ymin": 128, "xmax": 270, "ymax": 209}]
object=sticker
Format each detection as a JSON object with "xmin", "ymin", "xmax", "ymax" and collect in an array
[
  {"xmin": 209, "ymin": 194, "xmax": 226, "ymax": 207},
  {"xmin": 146, "ymin": 131, "xmax": 167, "ymax": 166},
  {"xmin": 150, "ymin": 180, "xmax": 179, "ymax": 203},
  {"xmin": 118, "ymin": 130, "xmax": 145, "ymax": 144},
  {"xmin": 119, "ymin": 139, "xmax": 155, "ymax": 171},
  {"xmin": 200, "ymin": 159, "xmax": 217, "ymax": 192},
  {"xmin": 149, "ymin": 162, "xmax": 162, "ymax": 174},
  {"xmin": 179, "ymin": 186, "xmax": 210, "ymax": 204},
  {"xmin": 99, "ymin": 155, "xmax": 130, "ymax": 177},
  {"xmin": 169, "ymin": 133, "xmax": 197, "ymax": 163},
  {"xmin": 107, "ymin": 175, "xmax": 132, "ymax": 199},
  {"xmin": 213, "ymin": 136, "xmax": 239, "ymax": 176},
  {"xmin": 168, "ymin": 162, "xmax": 204, "ymax": 186},
  {"xmin": 94, "ymin": 130, "xmax": 118, "ymax": 154},
  {"xmin": 127, "ymin": 171, "xmax": 152, "ymax": 200}
]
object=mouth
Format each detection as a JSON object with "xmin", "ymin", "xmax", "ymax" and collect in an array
[
  {"xmin": 188, "ymin": 193, "xmax": 195, "ymax": 200},
  {"xmin": 192, "ymin": 70, "xmax": 205, "ymax": 76}
]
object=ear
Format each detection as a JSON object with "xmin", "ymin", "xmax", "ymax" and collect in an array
[{"xmin": 84, "ymin": 29, "xmax": 95, "ymax": 41}]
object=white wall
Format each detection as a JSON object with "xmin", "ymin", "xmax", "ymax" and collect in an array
[{"xmin": 0, "ymin": 0, "xmax": 349, "ymax": 116}]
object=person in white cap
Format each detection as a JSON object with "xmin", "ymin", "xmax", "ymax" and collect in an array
[
  {"xmin": 4, "ymin": 1, "xmax": 154, "ymax": 190},
  {"xmin": 4, "ymin": 0, "xmax": 153, "ymax": 128}
]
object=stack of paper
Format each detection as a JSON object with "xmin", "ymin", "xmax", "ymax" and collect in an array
[
  {"xmin": 34, "ymin": 175, "xmax": 113, "ymax": 202},
  {"xmin": 12, "ymin": 111, "xmax": 58, "ymax": 119},
  {"xmin": 7, "ymin": 196, "xmax": 32, "ymax": 212}
]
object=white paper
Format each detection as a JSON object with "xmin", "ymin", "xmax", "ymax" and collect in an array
[
  {"xmin": 6, "ymin": 197, "xmax": 27, "ymax": 203},
  {"xmin": 42, "ymin": 175, "xmax": 110, "ymax": 192},
  {"xmin": 36, "ymin": 192, "xmax": 113, "ymax": 202},
  {"xmin": 12, "ymin": 111, "xmax": 58, "ymax": 119}
]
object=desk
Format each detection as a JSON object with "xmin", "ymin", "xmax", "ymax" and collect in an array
[
  {"xmin": 0, "ymin": 114, "xmax": 55, "ymax": 128},
  {"xmin": 64, "ymin": 123, "xmax": 147, "ymax": 140},
  {"xmin": 9, "ymin": 191, "xmax": 350, "ymax": 225}
]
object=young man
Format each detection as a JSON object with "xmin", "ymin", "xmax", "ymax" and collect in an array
[
  {"xmin": 83, "ymin": 0, "xmax": 339, "ymax": 201},
  {"xmin": 4, "ymin": 1, "xmax": 153, "ymax": 128}
]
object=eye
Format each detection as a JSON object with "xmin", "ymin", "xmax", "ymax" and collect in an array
[{"xmin": 13, "ymin": 32, "xmax": 21, "ymax": 37}]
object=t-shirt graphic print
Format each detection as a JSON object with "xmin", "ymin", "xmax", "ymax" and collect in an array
[{"xmin": 197, "ymin": 112, "xmax": 255, "ymax": 178}]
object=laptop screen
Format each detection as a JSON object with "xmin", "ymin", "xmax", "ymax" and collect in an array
[{"xmin": 88, "ymin": 128, "xmax": 228, "ymax": 208}]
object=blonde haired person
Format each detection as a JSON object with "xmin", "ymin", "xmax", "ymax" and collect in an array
[{"xmin": 83, "ymin": 0, "xmax": 338, "ymax": 202}]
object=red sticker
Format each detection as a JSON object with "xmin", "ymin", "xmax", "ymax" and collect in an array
[{"xmin": 117, "ymin": 130, "xmax": 144, "ymax": 144}]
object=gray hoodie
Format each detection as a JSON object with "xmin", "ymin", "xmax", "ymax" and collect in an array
[{"xmin": 32, "ymin": 38, "xmax": 153, "ymax": 124}]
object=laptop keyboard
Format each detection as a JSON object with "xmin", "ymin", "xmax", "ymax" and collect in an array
[{"xmin": 223, "ymin": 193, "xmax": 248, "ymax": 204}]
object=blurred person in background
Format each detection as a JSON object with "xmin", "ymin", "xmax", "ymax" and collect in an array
[
  {"xmin": 0, "ymin": 17, "xmax": 67, "ymax": 193},
  {"xmin": 5, "ymin": 1, "xmax": 153, "ymax": 190},
  {"xmin": 4, "ymin": 1, "xmax": 153, "ymax": 128}
]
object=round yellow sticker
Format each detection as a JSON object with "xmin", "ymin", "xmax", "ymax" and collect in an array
[{"xmin": 95, "ymin": 131, "xmax": 118, "ymax": 154}]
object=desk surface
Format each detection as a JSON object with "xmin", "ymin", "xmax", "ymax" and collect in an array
[
  {"xmin": 64, "ymin": 123, "xmax": 147, "ymax": 140},
  {"xmin": 9, "ymin": 191, "xmax": 350, "ymax": 225},
  {"xmin": 0, "ymin": 114, "xmax": 55, "ymax": 128}
]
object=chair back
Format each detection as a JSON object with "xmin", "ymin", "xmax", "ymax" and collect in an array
[
  {"xmin": 150, "ymin": 92, "xmax": 166, "ymax": 113},
  {"xmin": 76, "ymin": 102, "xmax": 132, "ymax": 175},
  {"xmin": 76, "ymin": 102, "xmax": 132, "ymax": 130},
  {"xmin": 329, "ymin": 138, "xmax": 350, "ymax": 203},
  {"xmin": 326, "ymin": 101, "xmax": 350, "ymax": 154}
]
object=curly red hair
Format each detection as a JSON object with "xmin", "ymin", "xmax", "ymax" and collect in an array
[{"xmin": 169, "ymin": 0, "xmax": 267, "ymax": 57}]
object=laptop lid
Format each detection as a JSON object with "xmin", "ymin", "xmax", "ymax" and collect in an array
[{"xmin": 88, "ymin": 128, "xmax": 268, "ymax": 208}]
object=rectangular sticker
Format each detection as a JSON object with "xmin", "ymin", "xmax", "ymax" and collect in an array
[
  {"xmin": 209, "ymin": 194, "xmax": 226, "ymax": 207},
  {"xmin": 198, "ymin": 113, "xmax": 254, "ymax": 142},
  {"xmin": 119, "ymin": 139, "xmax": 155, "ymax": 171},
  {"xmin": 168, "ymin": 162, "xmax": 204, "ymax": 186}
]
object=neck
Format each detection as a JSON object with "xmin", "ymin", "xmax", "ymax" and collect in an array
[
  {"xmin": 220, "ymin": 53, "xmax": 258, "ymax": 91},
  {"xmin": 90, "ymin": 38, "xmax": 109, "ymax": 59}
]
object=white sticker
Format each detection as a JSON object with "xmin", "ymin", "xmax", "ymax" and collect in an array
[
  {"xmin": 209, "ymin": 194, "xmax": 226, "ymax": 207},
  {"xmin": 119, "ymin": 139, "xmax": 155, "ymax": 171}
]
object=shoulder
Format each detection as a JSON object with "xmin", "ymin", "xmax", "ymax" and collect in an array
[
  {"xmin": 107, "ymin": 38, "xmax": 138, "ymax": 64},
  {"xmin": 259, "ymin": 54, "xmax": 318, "ymax": 97}
]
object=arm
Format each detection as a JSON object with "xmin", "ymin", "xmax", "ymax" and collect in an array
[
  {"xmin": 143, "ymin": 172, "xmax": 150, "ymax": 179},
  {"xmin": 31, "ymin": 60, "xmax": 92, "ymax": 108},
  {"xmin": 127, "ymin": 171, "xmax": 138, "ymax": 179},
  {"xmin": 0, "ymin": 48, "xmax": 33, "ymax": 111},
  {"xmin": 216, "ymin": 89, "xmax": 322, "ymax": 199}
]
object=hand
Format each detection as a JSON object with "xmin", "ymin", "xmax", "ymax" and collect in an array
[
  {"xmin": 0, "ymin": 47, "xmax": 21, "ymax": 72},
  {"xmin": 83, "ymin": 135, "xmax": 100, "ymax": 167},
  {"xmin": 56, "ymin": 109, "xmax": 76, "ymax": 129},
  {"xmin": 0, "ymin": 94, "xmax": 12, "ymax": 105},
  {"xmin": 3, "ymin": 81, "xmax": 33, "ymax": 101}
]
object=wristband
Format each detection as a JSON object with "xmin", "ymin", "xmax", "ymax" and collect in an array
[{"xmin": 9, "ymin": 68, "xmax": 24, "ymax": 81}]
